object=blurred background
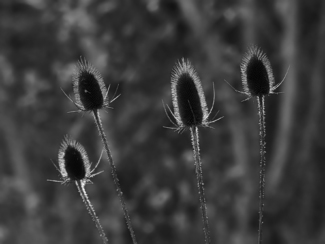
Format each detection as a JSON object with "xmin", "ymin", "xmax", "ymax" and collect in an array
[{"xmin": 1, "ymin": 0, "xmax": 325, "ymax": 243}]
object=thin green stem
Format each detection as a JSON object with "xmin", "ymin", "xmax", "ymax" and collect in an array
[
  {"xmin": 190, "ymin": 126, "xmax": 211, "ymax": 244},
  {"xmin": 92, "ymin": 110, "xmax": 138, "ymax": 244},
  {"xmin": 257, "ymin": 95, "xmax": 266, "ymax": 244},
  {"xmin": 75, "ymin": 180, "xmax": 109, "ymax": 244}
]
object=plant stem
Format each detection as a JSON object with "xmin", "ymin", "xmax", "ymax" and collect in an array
[
  {"xmin": 76, "ymin": 180, "xmax": 109, "ymax": 244},
  {"xmin": 93, "ymin": 110, "xmax": 138, "ymax": 244},
  {"xmin": 190, "ymin": 126, "xmax": 211, "ymax": 244},
  {"xmin": 257, "ymin": 95, "xmax": 266, "ymax": 244}
]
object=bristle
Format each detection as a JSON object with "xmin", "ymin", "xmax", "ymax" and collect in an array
[
  {"xmin": 58, "ymin": 136, "xmax": 91, "ymax": 182},
  {"xmin": 171, "ymin": 59, "xmax": 208, "ymax": 128},
  {"xmin": 73, "ymin": 58, "xmax": 108, "ymax": 111},
  {"xmin": 241, "ymin": 46, "xmax": 274, "ymax": 97}
]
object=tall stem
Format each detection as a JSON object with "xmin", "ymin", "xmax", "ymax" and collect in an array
[
  {"xmin": 190, "ymin": 126, "xmax": 211, "ymax": 244},
  {"xmin": 76, "ymin": 180, "xmax": 109, "ymax": 244},
  {"xmin": 257, "ymin": 96, "xmax": 266, "ymax": 244},
  {"xmin": 92, "ymin": 110, "xmax": 138, "ymax": 244}
]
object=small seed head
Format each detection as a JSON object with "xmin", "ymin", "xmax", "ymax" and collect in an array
[
  {"xmin": 58, "ymin": 136, "xmax": 91, "ymax": 182},
  {"xmin": 171, "ymin": 59, "xmax": 208, "ymax": 128},
  {"xmin": 73, "ymin": 58, "xmax": 109, "ymax": 111},
  {"xmin": 240, "ymin": 46, "xmax": 274, "ymax": 97}
]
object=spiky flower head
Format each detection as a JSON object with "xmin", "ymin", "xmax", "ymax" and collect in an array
[
  {"xmin": 58, "ymin": 136, "xmax": 91, "ymax": 183},
  {"xmin": 171, "ymin": 58, "xmax": 209, "ymax": 128},
  {"xmin": 240, "ymin": 46, "xmax": 275, "ymax": 97},
  {"xmin": 73, "ymin": 58, "xmax": 109, "ymax": 111}
]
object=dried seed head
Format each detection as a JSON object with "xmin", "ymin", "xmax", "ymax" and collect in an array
[
  {"xmin": 241, "ymin": 46, "xmax": 274, "ymax": 97},
  {"xmin": 171, "ymin": 59, "xmax": 208, "ymax": 128},
  {"xmin": 73, "ymin": 58, "xmax": 109, "ymax": 111},
  {"xmin": 58, "ymin": 136, "xmax": 91, "ymax": 182}
]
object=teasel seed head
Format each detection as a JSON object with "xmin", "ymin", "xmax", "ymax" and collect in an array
[
  {"xmin": 58, "ymin": 135, "xmax": 91, "ymax": 182},
  {"xmin": 171, "ymin": 58, "xmax": 209, "ymax": 128},
  {"xmin": 48, "ymin": 136, "xmax": 104, "ymax": 185},
  {"xmin": 73, "ymin": 58, "xmax": 109, "ymax": 111},
  {"xmin": 164, "ymin": 58, "xmax": 223, "ymax": 133},
  {"xmin": 241, "ymin": 46, "xmax": 275, "ymax": 97}
]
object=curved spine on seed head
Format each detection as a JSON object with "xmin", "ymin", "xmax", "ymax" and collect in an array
[
  {"xmin": 170, "ymin": 59, "xmax": 209, "ymax": 128},
  {"xmin": 72, "ymin": 57, "xmax": 109, "ymax": 111}
]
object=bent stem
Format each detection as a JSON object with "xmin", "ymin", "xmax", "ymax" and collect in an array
[
  {"xmin": 92, "ymin": 110, "xmax": 138, "ymax": 244},
  {"xmin": 190, "ymin": 126, "xmax": 211, "ymax": 244},
  {"xmin": 76, "ymin": 180, "xmax": 109, "ymax": 244},
  {"xmin": 257, "ymin": 95, "xmax": 266, "ymax": 244}
]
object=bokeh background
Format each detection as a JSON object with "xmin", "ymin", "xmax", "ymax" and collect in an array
[{"xmin": 1, "ymin": 0, "xmax": 325, "ymax": 243}]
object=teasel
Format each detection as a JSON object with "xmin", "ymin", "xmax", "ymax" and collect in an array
[
  {"xmin": 164, "ymin": 58, "xmax": 223, "ymax": 244},
  {"xmin": 226, "ymin": 46, "xmax": 288, "ymax": 244},
  {"xmin": 48, "ymin": 135, "xmax": 108, "ymax": 244},
  {"xmin": 61, "ymin": 57, "xmax": 138, "ymax": 244}
]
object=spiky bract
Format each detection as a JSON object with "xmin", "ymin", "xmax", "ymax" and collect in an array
[
  {"xmin": 241, "ymin": 46, "xmax": 275, "ymax": 97},
  {"xmin": 58, "ymin": 136, "xmax": 91, "ymax": 183},
  {"xmin": 73, "ymin": 58, "xmax": 109, "ymax": 111},
  {"xmin": 171, "ymin": 59, "xmax": 209, "ymax": 128}
]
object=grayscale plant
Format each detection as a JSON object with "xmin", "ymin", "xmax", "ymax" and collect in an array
[
  {"xmin": 61, "ymin": 58, "xmax": 138, "ymax": 244},
  {"xmin": 164, "ymin": 58, "xmax": 223, "ymax": 244},
  {"xmin": 48, "ymin": 135, "xmax": 108, "ymax": 244},
  {"xmin": 226, "ymin": 45, "xmax": 288, "ymax": 244}
]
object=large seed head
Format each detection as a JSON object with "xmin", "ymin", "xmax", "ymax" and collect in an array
[
  {"xmin": 241, "ymin": 46, "xmax": 274, "ymax": 97},
  {"xmin": 171, "ymin": 59, "xmax": 208, "ymax": 128},
  {"xmin": 73, "ymin": 58, "xmax": 108, "ymax": 111}
]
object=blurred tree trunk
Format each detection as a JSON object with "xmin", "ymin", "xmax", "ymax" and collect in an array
[
  {"xmin": 294, "ymin": 1, "xmax": 325, "ymax": 242},
  {"xmin": 296, "ymin": 1, "xmax": 325, "ymax": 185},
  {"xmin": 268, "ymin": 0, "xmax": 325, "ymax": 242},
  {"xmin": 0, "ymin": 114, "xmax": 45, "ymax": 243},
  {"xmin": 268, "ymin": 0, "xmax": 298, "ymax": 194}
]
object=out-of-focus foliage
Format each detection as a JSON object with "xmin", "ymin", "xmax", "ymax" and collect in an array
[{"xmin": 0, "ymin": 0, "xmax": 325, "ymax": 244}]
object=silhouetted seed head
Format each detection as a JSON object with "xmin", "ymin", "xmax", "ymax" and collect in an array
[
  {"xmin": 241, "ymin": 46, "xmax": 274, "ymax": 97},
  {"xmin": 58, "ymin": 136, "xmax": 91, "ymax": 182},
  {"xmin": 171, "ymin": 59, "xmax": 208, "ymax": 128},
  {"xmin": 73, "ymin": 58, "xmax": 109, "ymax": 111}
]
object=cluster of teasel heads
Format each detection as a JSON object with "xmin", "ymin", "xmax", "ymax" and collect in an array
[
  {"xmin": 49, "ymin": 58, "xmax": 136, "ymax": 244},
  {"xmin": 49, "ymin": 45, "xmax": 285, "ymax": 244}
]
